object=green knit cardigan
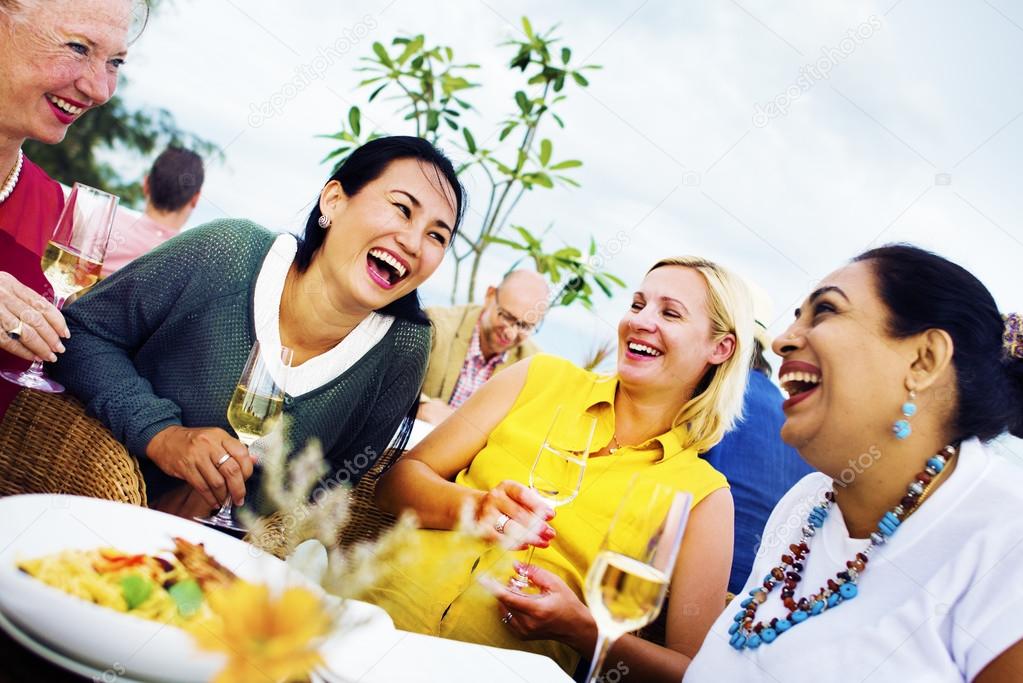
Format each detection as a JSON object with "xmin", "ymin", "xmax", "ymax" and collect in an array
[{"xmin": 51, "ymin": 219, "xmax": 431, "ymax": 504}]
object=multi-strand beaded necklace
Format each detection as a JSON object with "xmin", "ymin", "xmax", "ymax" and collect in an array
[{"xmin": 728, "ymin": 443, "xmax": 957, "ymax": 650}]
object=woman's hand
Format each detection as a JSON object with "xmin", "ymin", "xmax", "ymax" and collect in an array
[
  {"xmin": 0, "ymin": 271, "xmax": 69, "ymax": 362},
  {"xmin": 485, "ymin": 564, "xmax": 598, "ymax": 652},
  {"xmin": 145, "ymin": 426, "xmax": 253, "ymax": 508},
  {"xmin": 475, "ymin": 480, "xmax": 556, "ymax": 549}
]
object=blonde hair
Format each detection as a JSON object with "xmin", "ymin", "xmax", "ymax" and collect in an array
[
  {"xmin": 0, "ymin": 0, "xmax": 26, "ymax": 19},
  {"xmin": 0, "ymin": 0, "xmax": 149, "ymax": 42},
  {"xmin": 648, "ymin": 256, "xmax": 754, "ymax": 453}
]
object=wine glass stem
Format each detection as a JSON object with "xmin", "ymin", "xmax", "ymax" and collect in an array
[
  {"xmin": 585, "ymin": 632, "xmax": 614, "ymax": 683},
  {"xmin": 212, "ymin": 498, "xmax": 235, "ymax": 521},
  {"xmin": 21, "ymin": 294, "xmax": 67, "ymax": 378},
  {"xmin": 521, "ymin": 545, "xmax": 537, "ymax": 574}
]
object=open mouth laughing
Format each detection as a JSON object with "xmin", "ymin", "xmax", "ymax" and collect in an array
[
  {"xmin": 45, "ymin": 94, "xmax": 89, "ymax": 126},
  {"xmin": 778, "ymin": 360, "xmax": 822, "ymax": 409},
  {"xmin": 47, "ymin": 94, "xmax": 85, "ymax": 116},
  {"xmin": 625, "ymin": 339, "xmax": 664, "ymax": 360},
  {"xmin": 366, "ymin": 247, "xmax": 410, "ymax": 290}
]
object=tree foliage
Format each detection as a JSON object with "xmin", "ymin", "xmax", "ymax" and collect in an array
[{"xmin": 489, "ymin": 227, "xmax": 626, "ymax": 309}]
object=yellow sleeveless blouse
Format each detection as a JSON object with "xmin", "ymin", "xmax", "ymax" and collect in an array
[{"xmin": 363, "ymin": 354, "xmax": 728, "ymax": 672}]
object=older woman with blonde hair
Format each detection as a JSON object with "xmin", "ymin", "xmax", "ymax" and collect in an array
[
  {"xmin": 369, "ymin": 256, "xmax": 754, "ymax": 680},
  {"xmin": 0, "ymin": 0, "xmax": 147, "ymax": 416}
]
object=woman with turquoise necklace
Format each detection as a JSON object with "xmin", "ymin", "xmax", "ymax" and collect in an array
[{"xmin": 685, "ymin": 245, "xmax": 1023, "ymax": 681}]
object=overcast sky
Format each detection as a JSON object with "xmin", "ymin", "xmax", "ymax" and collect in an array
[{"xmin": 112, "ymin": 0, "xmax": 1022, "ymax": 452}]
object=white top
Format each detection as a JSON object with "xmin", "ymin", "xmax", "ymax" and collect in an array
[
  {"xmin": 685, "ymin": 438, "xmax": 1023, "ymax": 683},
  {"xmin": 252, "ymin": 234, "xmax": 394, "ymax": 397}
]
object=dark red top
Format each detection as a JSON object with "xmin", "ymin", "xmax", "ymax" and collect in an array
[{"xmin": 0, "ymin": 155, "xmax": 63, "ymax": 418}]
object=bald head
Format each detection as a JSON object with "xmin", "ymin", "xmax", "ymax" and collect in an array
[
  {"xmin": 501, "ymin": 270, "xmax": 549, "ymax": 302},
  {"xmin": 477, "ymin": 270, "xmax": 550, "ymax": 358}
]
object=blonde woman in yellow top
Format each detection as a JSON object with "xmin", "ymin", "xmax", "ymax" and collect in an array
[{"xmin": 372, "ymin": 257, "xmax": 753, "ymax": 680}]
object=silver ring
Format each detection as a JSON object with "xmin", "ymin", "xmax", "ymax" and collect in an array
[
  {"xmin": 5, "ymin": 319, "xmax": 23, "ymax": 342},
  {"xmin": 494, "ymin": 513, "xmax": 510, "ymax": 535},
  {"xmin": 501, "ymin": 611, "xmax": 514, "ymax": 624},
  {"xmin": 215, "ymin": 454, "xmax": 231, "ymax": 468}
]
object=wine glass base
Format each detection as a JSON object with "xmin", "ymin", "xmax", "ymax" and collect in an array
[
  {"xmin": 0, "ymin": 368, "xmax": 64, "ymax": 393},
  {"xmin": 194, "ymin": 514, "xmax": 249, "ymax": 536}
]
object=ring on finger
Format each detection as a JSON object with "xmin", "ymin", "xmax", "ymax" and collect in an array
[
  {"xmin": 501, "ymin": 611, "xmax": 514, "ymax": 624},
  {"xmin": 494, "ymin": 513, "xmax": 510, "ymax": 535},
  {"xmin": 215, "ymin": 453, "xmax": 231, "ymax": 468},
  {"xmin": 4, "ymin": 318, "xmax": 23, "ymax": 342}
]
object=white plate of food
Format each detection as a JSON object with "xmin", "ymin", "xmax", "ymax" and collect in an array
[{"xmin": 0, "ymin": 494, "xmax": 393, "ymax": 683}]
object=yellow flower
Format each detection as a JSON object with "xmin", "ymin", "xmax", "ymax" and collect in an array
[{"xmin": 191, "ymin": 580, "xmax": 333, "ymax": 683}]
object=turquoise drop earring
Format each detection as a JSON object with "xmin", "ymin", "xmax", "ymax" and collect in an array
[{"xmin": 892, "ymin": 390, "xmax": 917, "ymax": 440}]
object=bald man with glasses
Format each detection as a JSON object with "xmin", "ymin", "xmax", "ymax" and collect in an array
[{"xmin": 418, "ymin": 270, "xmax": 549, "ymax": 425}]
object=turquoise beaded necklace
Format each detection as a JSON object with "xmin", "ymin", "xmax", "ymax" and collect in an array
[{"xmin": 728, "ymin": 444, "xmax": 957, "ymax": 650}]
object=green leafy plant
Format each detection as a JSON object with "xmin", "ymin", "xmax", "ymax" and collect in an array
[
  {"xmin": 488, "ymin": 225, "xmax": 625, "ymax": 309},
  {"xmin": 319, "ymin": 17, "xmax": 622, "ymax": 307}
]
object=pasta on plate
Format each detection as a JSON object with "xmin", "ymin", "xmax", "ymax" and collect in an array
[{"xmin": 17, "ymin": 537, "xmax": 236, "ymax": 630}]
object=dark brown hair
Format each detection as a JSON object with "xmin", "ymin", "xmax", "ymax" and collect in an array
[{"xmin": 147, "ymin": 147, "xmax": 204, "ymax": 212}]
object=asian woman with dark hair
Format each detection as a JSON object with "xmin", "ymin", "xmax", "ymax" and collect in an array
[
  {"xmin": 686, "ymin": 244, "xmax": 1023, "ymax": 682},
  {"xmin": 294, "ymin": 135, "xmax": 464, "ymax": 324},
  {"xmin": 52, "ymin": 136, "xmax": 465, "ymax": 518}
]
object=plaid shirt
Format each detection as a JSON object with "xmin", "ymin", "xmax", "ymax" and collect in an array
[{"xmin": 447, "ymin": 320, "xmax": 507, "ymax": 409}]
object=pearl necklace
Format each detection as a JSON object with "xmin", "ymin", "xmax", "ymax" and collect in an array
[
  {"xmin": 0, "ymin": 149, "xmax": 24, "ymax": 205},
  {"xmin": 728, "ymin": 443, "xmax": 957, "ymax": 650}
]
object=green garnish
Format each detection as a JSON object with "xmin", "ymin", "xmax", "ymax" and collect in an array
[
  {"xmin": 120, "ymin": 574, "xmax": 153, "ymax": 610},
  {"xmin": 168, "ymin": 578, "xmax": 203, "ymax": 617}
]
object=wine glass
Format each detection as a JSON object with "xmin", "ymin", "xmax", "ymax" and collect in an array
[
  {"xmin": 582, "ymin": 478, "xmax": 692, "ymax": 683},
  {"xmin": 196, "ymin": 340, "xmax": 293, "ymax": 532},
  {"xmin": 1, "ymin": 183, "xmax": 117, "ymax": 393},
  {"xmin": 508, "ymin": 405, "xmax": 596, "ymax": 596}
]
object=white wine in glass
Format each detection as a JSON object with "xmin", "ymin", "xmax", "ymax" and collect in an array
[
  {"xmin": 41, "ymin": 242, "xmax": 103, "ymax": 300},
  {"xmin": 226, "ymin": 384, "xmax": 286, "ymax": 446},
  {"xmin": 1, "ymin": 183, "xmax": 117, "ymax": 393},
  {"xmin": 586, "ymin": 551, "xmax": 670, "ymax": 636},
  {"xmin": 196, "ymin": 340, "xmax": 293, "ymax": 532},
  {"xmin": 582, "ymin": 478, "xmax": 692, "ymax": 683},
  {"xmin": 508, "ymin": 406, "xmax": 596, "ymax": 595}
]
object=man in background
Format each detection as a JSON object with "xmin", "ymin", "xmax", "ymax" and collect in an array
[
  {"xmin": 101, "ymin": 146, "xmax": 204, "ymax": 276},
  {"xmin": 418, "ymin": 270, "xmax": 549, "ymax": 425}
]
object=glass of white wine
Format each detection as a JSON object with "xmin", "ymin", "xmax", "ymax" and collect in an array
[
  {"xmin": 196, "ymin": 340, "xmax": 293, "ymax": 532},
  {"xmin": 508, "ymin": 405, "xmax": 596, "ymax": 596},
  {"xmin": 0, "ymin": 183, "xmax": 117, "ymax": 393},
  {"xmin": 582, "ymin": 478, "xmax": 692, "ymax": 683}
]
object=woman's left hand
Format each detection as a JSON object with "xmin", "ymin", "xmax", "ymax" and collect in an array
[{"xmin": 483, "ymin": 563, "xmax": 597, "ymax": 652}]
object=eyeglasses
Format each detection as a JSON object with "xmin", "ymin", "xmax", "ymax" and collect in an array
[{"xmin": 493, "ymin": 287, "xmax": 544, "ymax": 335}]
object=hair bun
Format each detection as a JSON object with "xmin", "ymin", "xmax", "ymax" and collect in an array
[
  {"xmin": 1004, "ymin": 313, "xmax": 1023, "ymax": 360},
  {"xmin": 1005, "ymin": 314, "xmax": 1023, "ymax": 439}
]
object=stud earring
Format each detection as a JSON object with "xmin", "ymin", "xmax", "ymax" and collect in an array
[
  {"xmin": 317, "ymin": 214, "xmax": 331, "ymax": 229},
  {"xmin": 892, "ymin": 390, "xmax": 917, "ymax": 440}
]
